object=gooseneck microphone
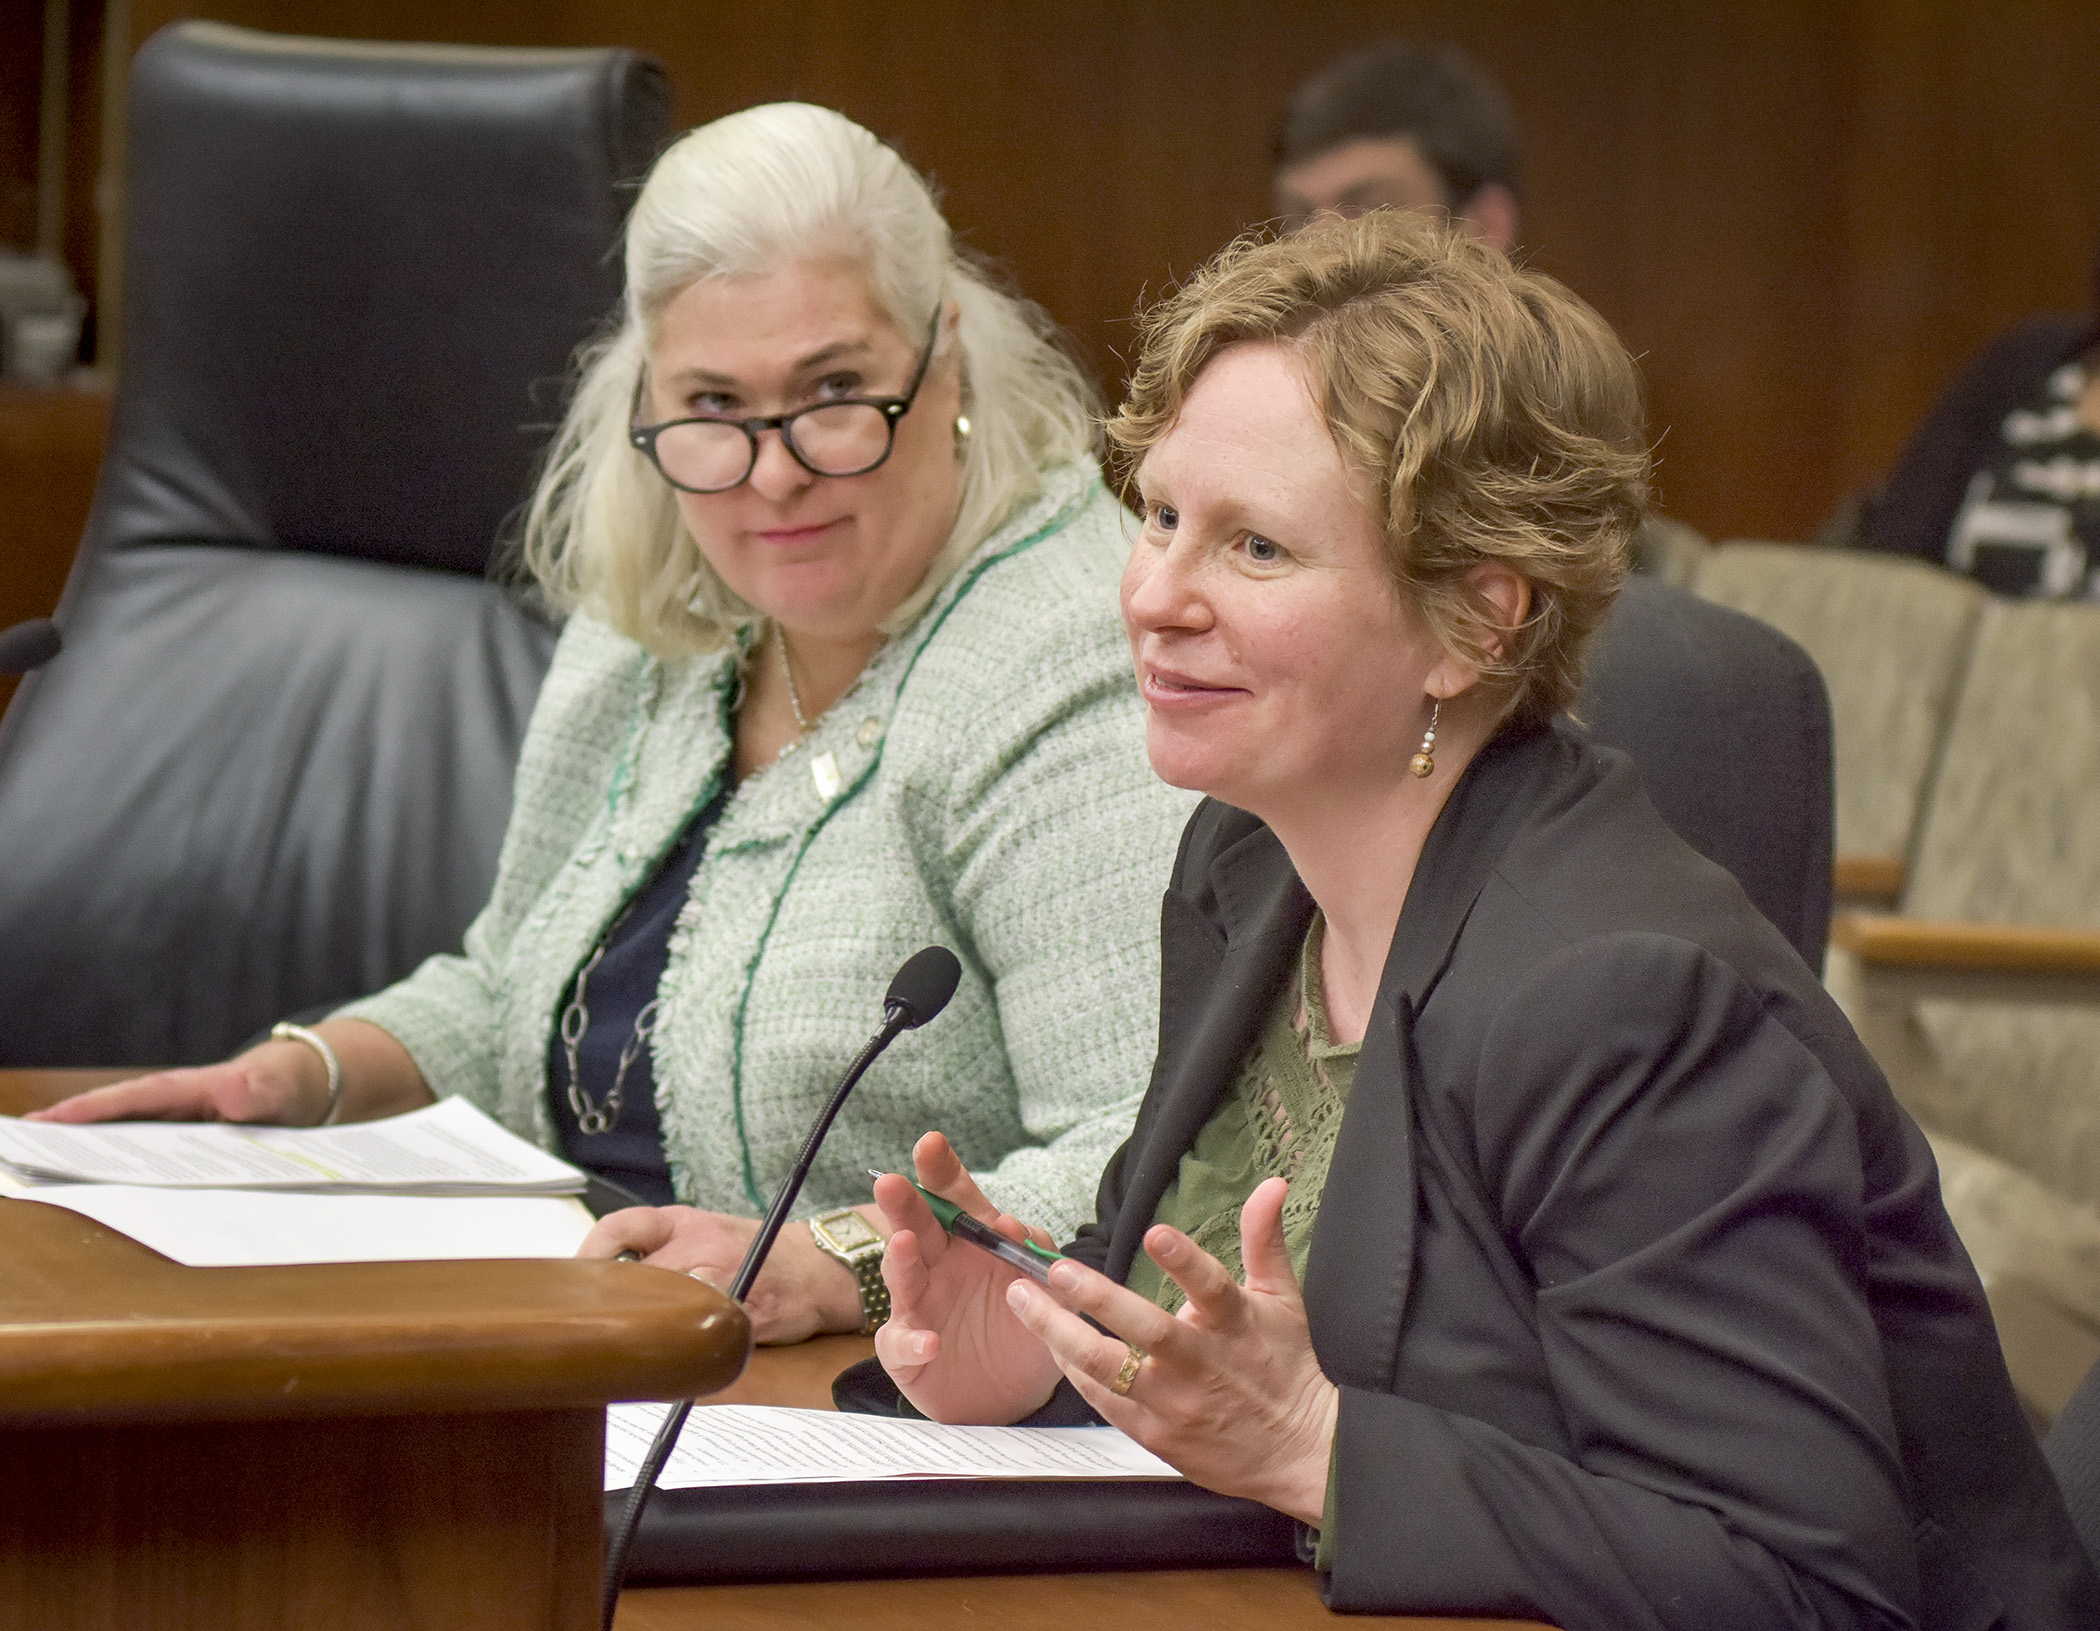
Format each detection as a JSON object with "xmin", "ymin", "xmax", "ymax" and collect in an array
[
  {"xmin": 601, "ymin": 945, "xmax": 963, "ymax": 1629},
  {"xmin": 0, "ymin": 618, "xmax": 62, "ymax": 675}
]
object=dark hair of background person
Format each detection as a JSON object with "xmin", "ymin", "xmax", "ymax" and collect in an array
[{"xmin": 1272, "ymin": 38, "xmax": 1523, "ymax": 211}]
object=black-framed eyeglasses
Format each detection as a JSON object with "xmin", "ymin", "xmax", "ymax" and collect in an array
[{"xmin": 628, "ymin": 311, "xmax": 941, "ymax": 494}]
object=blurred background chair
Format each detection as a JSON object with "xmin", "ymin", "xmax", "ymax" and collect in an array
[
  {"xmin": 1695, "ymin": 542, "xmax": 1987, "ymax": 909},
  {"xmin": 1629, "ymin": 512, "xmax": 1711, "ymax": 588},
  {"xmin": 2047, "ymin": 1355, "xmax": 2100, "ymax": 1572},
  {"xmin": 0, "ymin": 23, "xmax": 671, "ymax": 1066},
  {"xmin": 1826, "ymin": 597, "xmax": 2100, "ymax": 1428},
  {"xmin": 1580, "ymin": 573, "xmax": 1835, "ymax": 973}
]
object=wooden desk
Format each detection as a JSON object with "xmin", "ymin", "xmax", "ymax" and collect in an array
[
  {"xmin": 5, "ymin": 1072, "xmax": 1543, "ymax": 1631},
  {"xmin": 0, "ymin": 1069, "xmax": 750, "ymax": 1631}
]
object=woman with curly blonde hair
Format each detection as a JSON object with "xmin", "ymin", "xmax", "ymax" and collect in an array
[{"xmin": 869, "ymin": 212, "xmax": 2099, "ymax": 1629}]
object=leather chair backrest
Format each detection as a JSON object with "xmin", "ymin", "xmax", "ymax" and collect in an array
[
  {"xmin": 1579, "ymin": 574, "xmax": 1836, "ymax": 971},
  {"xmin": 97, "ymin": 23, "xmax": 670, "ymax": 572},
  {"xmin": 1695, "ymin": 542, "xmax": 1985, "ymax": 866},
  {"xmin": 0, "ymin": 24, "xmax": 670, "ymax": 1066}
]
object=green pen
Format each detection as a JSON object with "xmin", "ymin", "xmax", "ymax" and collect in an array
[{"xmin": 868, "ymin": 1169, "xmax": 1068, "ymax": 1283}]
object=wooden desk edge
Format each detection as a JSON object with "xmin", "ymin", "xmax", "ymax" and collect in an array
[{"xmin": 2, "ymin": 1174, "xmax": 753, "ymax": 1423}]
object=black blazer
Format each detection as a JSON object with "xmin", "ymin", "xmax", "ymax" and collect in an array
[{"xmin": 1066, "ymin": 718, "xmax": 2100, "ymax": 1631}]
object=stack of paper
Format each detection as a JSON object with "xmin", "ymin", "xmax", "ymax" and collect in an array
[
  {"xmin": 605, "ymin": 1403, "xmax": 1182, "ymax": 1490},
  {"xmin": 0, "ymin": 1098, "xmax": 597, "ymax": 1267},
  {"xmin": 0, "ymin": 1096, "xmax": 584, "ymax": 1194}
]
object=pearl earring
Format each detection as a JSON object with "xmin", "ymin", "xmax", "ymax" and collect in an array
[
  {"xmin": 953, "ymin": 415, "xmax": 972, "ymax": 452},
  {"xmin": 1410, "ymin": 699, "xmax": 1439, "ymax": 778}
]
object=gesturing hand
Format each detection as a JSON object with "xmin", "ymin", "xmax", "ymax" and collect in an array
[
  {"xmin": 1004, "ymin": 1175, "xmax": 1338, "ymax": 1526},
  {"xmin": 871, "ymin": 1130, "xmax": 1065, "ymax": 1424}
]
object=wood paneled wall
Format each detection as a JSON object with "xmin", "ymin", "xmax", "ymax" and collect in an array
[{"xmin": 44, "ymin": 1, "xmax": 2100, "ymax": 543}]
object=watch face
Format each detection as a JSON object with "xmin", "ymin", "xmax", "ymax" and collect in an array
[{"xmin": 815, "ymin": 1211, "xmax": 881, "ymax": 1254}]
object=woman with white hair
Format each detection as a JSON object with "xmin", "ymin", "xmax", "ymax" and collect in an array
[{"xmin": 36, "ymin": 103, "xmax": 1193, "ymax": 1343}]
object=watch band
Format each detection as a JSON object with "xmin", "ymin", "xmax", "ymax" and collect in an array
[{"xmin": 808, "ymin": 1210, "xmax": 891, "ymax": 1334}]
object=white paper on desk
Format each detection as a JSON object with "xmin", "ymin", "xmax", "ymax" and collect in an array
[
  {"xmin": 0, "ymin": 1096, "xmax": 583, "ymax": 1194},
  {"xmin": 5, "ymin": 1186, "xmax": 597, "ymax": 1266},
  {"xmin": 604, "ymin": 1403, "xmax": 1183, "ymax": 1491}
]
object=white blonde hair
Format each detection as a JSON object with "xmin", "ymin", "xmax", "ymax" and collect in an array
[{"xmin": 520, "ymin": 102, "xmax": 1100, "ymax": 655}]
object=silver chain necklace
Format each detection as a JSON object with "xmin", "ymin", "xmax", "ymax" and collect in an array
[
  {"xmin": 558, "ymin": 628, "xmax": 810, "ymax": 1138},
  {"xmin": 557, "ymin": 890, "xmax": 662, "ymax": 1137}
]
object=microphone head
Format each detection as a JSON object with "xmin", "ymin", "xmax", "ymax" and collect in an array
[
  {"xmin": 0, "ymin": 618, "xmax": 61, "ymax": 675},
  {"xmin": 884, "ymin": 946, "xmax": 962, "ymax": 1029}
]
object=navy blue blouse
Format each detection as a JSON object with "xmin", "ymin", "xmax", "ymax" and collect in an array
[{"xmin": 546, "ymin": 785, "xmax": 730, "ymax": 1205}]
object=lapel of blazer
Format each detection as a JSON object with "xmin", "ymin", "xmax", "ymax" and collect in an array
[
  {"xmin": 1102, "ymin": 813, "xmax": 1314, "ymax": 1283},
  {"xmin": 1303, "ymin": 719, "xmax": 1567, "ymax": 1389},
  {"xmin": 1303, "ymin": 989, "xmax": 1421, "ymax": 1390}
]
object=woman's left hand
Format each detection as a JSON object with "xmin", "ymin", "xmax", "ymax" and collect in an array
[
  {"xmin": 1005, "ymin": 1175, "xmax": 1339, "ymax": 1526},
  {"xmin": 578, "ymin": 1204, "xmax": 869, "ymax": 1345}
]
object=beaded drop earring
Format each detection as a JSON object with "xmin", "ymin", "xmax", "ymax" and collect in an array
[{"xmin": 1409, "ymin": 698, "xmax": 1440, "ymax": 779}]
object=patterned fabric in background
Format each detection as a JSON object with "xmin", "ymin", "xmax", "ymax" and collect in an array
[{"xmin": 1947, "ymin": 358, "xmax": 2100, "ymax": 599}]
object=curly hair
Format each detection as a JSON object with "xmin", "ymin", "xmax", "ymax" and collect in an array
[{"xmin": 1106, "ymin": 211, "xmax": 1649, "ymax": 726}]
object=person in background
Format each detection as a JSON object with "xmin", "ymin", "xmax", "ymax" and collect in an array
[
  {"xmin": 865, "ymin": 213, "xmax": 2100, "ymax": 1628},
  {"xmin": 1860, "ymin": 246, "xmax": 2100, "ymax": 600},
  {"xmin": 1269, "ymin": 39, "xmax": 1711, "ymax": 585},
  {"xmin": 1271, "ymin": 38, "xmax": 1522, "ymax": 252},
  {"xmin": 32, "ymin": 103, "xmax": 1193, "ymax": 1345}
]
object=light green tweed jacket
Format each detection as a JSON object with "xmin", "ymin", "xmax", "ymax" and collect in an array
[{"xmin": 337, "ymin": 463, "xmax": 1195, "ymax": 1237}]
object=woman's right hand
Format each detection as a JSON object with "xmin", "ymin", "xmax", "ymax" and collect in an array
[
  {"xmin": 872, "ymin": 1130, "xmax": 1065, "ymax": 1424},
  {"xmin": 23, "ymin": 1041, "xmax": 325, "ymax": 1125}
]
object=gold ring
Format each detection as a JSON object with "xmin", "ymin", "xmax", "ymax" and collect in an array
[{"xmin": 1109, "ymin": 1344, "xmax": 1144, "ymax": 1397}]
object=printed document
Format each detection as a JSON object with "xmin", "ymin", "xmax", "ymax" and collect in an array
[
  {"xmin": 0, "ymin": 1096, "xmax": 583, "ymax": 1194},
  {"xmin": 605, "ymin": 1402, "xmax": 1182, "ymax": 1490},
  {"xmin": 6, "ymin": 1183, "xmax": 595, "ymax": 1266}
]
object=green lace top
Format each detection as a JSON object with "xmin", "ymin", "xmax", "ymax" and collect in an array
[
  {"xmin": 1125, "ymin": 915, "xmax": 1360, "ymax": 1311},
  {"xmin": 1124, "ymin": 914, "xmax": 1357, "ymax": 1563}
]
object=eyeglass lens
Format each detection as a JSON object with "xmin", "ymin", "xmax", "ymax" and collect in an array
[{"xmin": 652, "ymin": 402, "xmax": 895, "ymax": 492}]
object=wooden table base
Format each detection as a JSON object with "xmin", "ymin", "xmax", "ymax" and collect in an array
[
  {"xmin": 1, "ymin": 1409, "xmax": 602, "ymax": 1631},
  {"xmin": 616, "ymin": 1569, "xmax": 1531, "ymax": 1631}
]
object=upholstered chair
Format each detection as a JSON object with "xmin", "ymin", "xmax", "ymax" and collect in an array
[
  {"xmin": 1826, "ymin": 598, "xmax": 2100, "ymax": 1425},
  {"xmin": 1695, "ymin": 542, "xmax": 1987, "ymax": 908},
  {"xmin": 1629, "ymin": 512, "xmax": 1711, "ymax": 587},
  {"xmin": 0, "ymin": 24, "xmax": 671, "ymax": 1066},
  {"xmin": 1581, "ymin": 573, "xmax": 1834, "ymax": 972}
]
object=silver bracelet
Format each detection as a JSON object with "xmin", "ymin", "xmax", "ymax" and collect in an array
[{"xmin": 269, "ymin": 1022, "xmax": 343, "ymax": 1126}]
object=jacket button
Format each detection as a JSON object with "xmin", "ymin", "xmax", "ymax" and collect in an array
[{"xmin": 857, "ymin": 717, "xmax": 881, "ymax": 747}]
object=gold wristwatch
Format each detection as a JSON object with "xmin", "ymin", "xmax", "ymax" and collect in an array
[{"xmin": 808, "ymin": 1208, "xmax": 890, "ymax": 1334}]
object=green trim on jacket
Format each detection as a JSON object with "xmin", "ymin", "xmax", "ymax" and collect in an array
[{"xmin": 337, "ymin": 463, "xmax": 1196, "ymax": 1235}]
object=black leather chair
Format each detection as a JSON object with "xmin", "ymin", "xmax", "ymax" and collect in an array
[
  {"xmin": 1580, "ymin": 574, "xmax": 1835, "ymax": 971},
  {"xmin": 0, "ymin": 24, "xmax": 671, "ymax": 1066}
]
